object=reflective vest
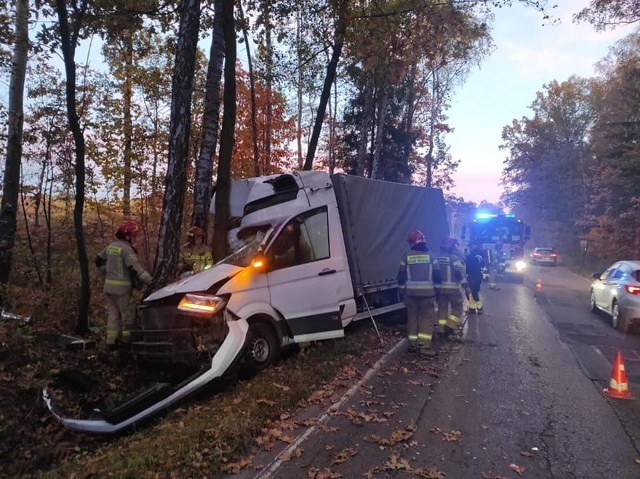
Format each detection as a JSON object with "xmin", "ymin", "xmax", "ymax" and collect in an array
[
  {"xmin": 181, "ymin": 245, "xmax": 214, "ymax": 273},
  {"xmin": 401, "ymin": 249, "xmax": 435, "ymax": 297},
  {"xmin": 435, "ymin": 253, "xmax": 465, "ymax": 291},
  {"xmin": 97, "ymin": 239, "xmax": 151, "ymax": 295}
]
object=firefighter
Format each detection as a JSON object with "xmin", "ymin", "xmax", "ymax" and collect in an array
[
  {"xmin": 96, "ymin": 220, "xmax": 152, "ymax": 349},
  {"xmin": 435, "ymin": 237, "xmax": 467, "ymax": 337},
  {"xmin": 397, "ymin": 229, "xmax": 438, "ymax": 357},
  {"xmin": 179, "ymin": 226, "xmax": 214, "ymax": 276},
  {"xmin": 465, "ymin": 241, "xmax": 484, "ymax": 314}
]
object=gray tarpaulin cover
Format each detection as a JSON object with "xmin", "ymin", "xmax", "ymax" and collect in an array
[{"xmin": 331, "ymin": 174, "xmax": 449, "ymax": 292}]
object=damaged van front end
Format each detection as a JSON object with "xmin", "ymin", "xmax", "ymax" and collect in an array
[{"xmin": 43, "ymin": 242, "xmax": 265, "ymax": 435}]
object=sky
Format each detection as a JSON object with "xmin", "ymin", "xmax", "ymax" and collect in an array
[{"xmin": 447, "ymin": 0, "xmax": 636, "ymax": 206}]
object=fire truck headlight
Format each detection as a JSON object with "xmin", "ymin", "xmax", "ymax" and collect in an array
[{"xmin": 515, "ymin": 261, "xmax": 527, "ymax": 272}]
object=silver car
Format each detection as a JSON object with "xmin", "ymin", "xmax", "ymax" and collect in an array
[{"xmin": 590, "ymin": 260, "xmax": 640, "ymax": 333}]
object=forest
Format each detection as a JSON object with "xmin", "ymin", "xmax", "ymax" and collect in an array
[{"xmin": 0, "ymin": 0, "xmax": 639, "ymax": 477}]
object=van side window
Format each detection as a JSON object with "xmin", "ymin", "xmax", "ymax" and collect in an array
[{"xmin": 269, "ymin": 207, "xmax": 329, "ymax": 270}]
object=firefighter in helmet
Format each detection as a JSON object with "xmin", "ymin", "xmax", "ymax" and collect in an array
[
  {"xmin": 96, "ymin": 220, "xmax": 152, "ymax": 349},
  {"xmin": 465, "ymin": 241, "xmax": 484, "ymax": 314},
  {"xmin": 179, "ymin": 226, "xmax": 214, "ymax": 276},
  {"xmin": 397, "ymin": 229, "xmax": 438, "ymax": 357},
  {"xmin": 435, "ymin": 236, "xmax": 467, "ymax": 337}
]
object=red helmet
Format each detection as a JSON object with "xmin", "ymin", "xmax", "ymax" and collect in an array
[
  {"xmin": 187, "ymin": 226, "xmax": 205, "ymax": 238},
  {"xmin": 407, "ymin": 229, "xmax": 426, "ymax": 247},
  {"xmin": 441, "ymin": 236, "xmax": 458, "ymax": 250},
  {"xmin": 116, "ymin": 220, "xmax": 141, "ymax": 239}
]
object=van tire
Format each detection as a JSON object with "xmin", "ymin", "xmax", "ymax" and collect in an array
[{"xmin": 241, "ymin": 322, "xmax": 279, "ymax": 377}]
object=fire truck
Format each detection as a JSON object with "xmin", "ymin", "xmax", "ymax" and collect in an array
[{"xmin": 461, "ymin": 213, "xmax": 531, "ymax": 283}]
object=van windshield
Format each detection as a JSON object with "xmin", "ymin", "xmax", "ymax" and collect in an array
[{"xmin": 218, "ymin": 232, "xmax": 266, "ymax": 267}]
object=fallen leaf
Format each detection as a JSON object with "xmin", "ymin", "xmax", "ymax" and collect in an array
[
  {"xmin": 509, "ymin": 463, "xmax": 525, "ymax": 476},
  {"xmin": 520, "ymin": 450, "xmax": 534, "ymax": 458},
  {"xmin": 256, "ymin": 399, "xmax": 277, "ymax": 407},
  {"xmin": 442, "ymin": 430, "xmax": 461, "ymax": 442},
  {"xmin": 221, "ymin": 457, "xmax": 253, "ymax": 474},
  {"xmin": 412, "ymin": 466, "xmax": 446, "ymax": 478},
  {"xmin": 330, "ymin": 447, "xmax": 357, "ymax": 464},
  {"xmin": 279, "ymin": 447, "xmax": 304, "ymax": 461}
]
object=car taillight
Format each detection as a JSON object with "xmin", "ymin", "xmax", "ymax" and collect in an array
[
  {"xmin": 550, "ymin": 253, "xmax": 557, "ymax": 258},
  {"xmin": 625, "ymin": 285, "xmax": 640, "ymax": 295}
]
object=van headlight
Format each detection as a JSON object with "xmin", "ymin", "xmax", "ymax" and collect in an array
[
  {"xmin": 515, "ymin": 261, "xmax": 527, "ymax": 271},
  {"xmin": 177, "ymin": 294, "xmax": 228, "ymax": 316}
]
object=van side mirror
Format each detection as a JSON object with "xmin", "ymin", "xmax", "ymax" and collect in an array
[
  {"xmin": 592, "ymin": 272, "xmax": 601, "ymax": 280},
  {"xmin": 524, "ymin": 226, "xmax": 531, "ymax": 241},
  {"xmin": 461, "ymin": 225, "xmax": 466, "ymax": 240}
]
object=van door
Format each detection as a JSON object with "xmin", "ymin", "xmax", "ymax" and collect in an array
[{"xmin": 265, "ymin": 206, "xmax": 345, "ymax": 342}]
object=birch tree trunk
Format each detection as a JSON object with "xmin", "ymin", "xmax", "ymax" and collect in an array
[
  {"xmin": 152, "ymin": 0, "xmax": 201, "ymax": 288},
  {"xmin": 0, "ymin": 0, "xmax": 29, "ymax": 288}
]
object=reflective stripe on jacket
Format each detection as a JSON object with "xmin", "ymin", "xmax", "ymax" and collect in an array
[
  {"xmin": 435, "ymin": 254, "xmax": 465, "ymax": 290},
  {"xmin": 400, "ymin": 249, "xmax": 435, "ymax": 297},
  {"xmin": 97, "ymin": 239, "xmax": 151, "ymax": 295},
  {"xmin": 180, "ymin": 245, "xmax": 214, "ymax": 273}
]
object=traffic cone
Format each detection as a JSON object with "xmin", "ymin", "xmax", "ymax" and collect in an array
[
  {"xmin": 603, "ymin": 351, "xmax": 632, "ymax": 400},
  {"xmin": 534, "ymin": 279, "xmax": 542, "ymax": 297}
]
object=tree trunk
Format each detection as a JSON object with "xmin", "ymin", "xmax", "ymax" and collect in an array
[
  {"xmin": 239, "ymin": 4, "xmax": 260, "ymax": 176},
  {"xmin": 0, "ymin": 0, "xmax": 29, "ymax": 288},
  {"xmin": 356, "ymin": 74, "xmax": 373, "ymax": 177},
  {"xmin": 55, "ymin": 0, "xmax": 91, "ymax": 335},
  {"xmin": 122, "ymin": 32, "xmax": 134, "ymax": 217},
  {"xmin": 371, "ymin": 84, "xmax": 390, "ymax": 180},
  {"xmin": 193, "ymin": 0, "xmax": 224, "ymax": 232},
  {"xmin": 263, "ymin": 0, "xmax": 273, "ymax": 174},
  {"xmin": 152, "ymin": 0, "xmax": 201, "ymax": 289},
  {"xmin": 296, "ymin": 5, "xmax": 303, "ymax": 169},
  {"xmin": 212, "ymin": 0, "xmax": 236, "ymax": 262},
  {"xmin": 303, "ymin": 1, "xmax": 349, "ymax": 171}
]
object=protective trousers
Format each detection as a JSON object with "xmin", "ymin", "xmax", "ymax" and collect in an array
[
  {"xmin": 437, "ymin": 290, "xmax": 464, "ymax": 331},
  {"xmin": 467, "ymin": 277, "xmax": 483, "ymax": 311},
  {"xmin": 105, "ymin": 292, "xmax": 136, "ymax": 345},
  {"xmin": 405, "ymin": 295, "xmax": 436, "ymax": 351}
]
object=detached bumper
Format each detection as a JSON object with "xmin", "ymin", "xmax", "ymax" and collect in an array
[{"xmin": 43, "ymin": 320, "xmax": 248, "ymax": 435}]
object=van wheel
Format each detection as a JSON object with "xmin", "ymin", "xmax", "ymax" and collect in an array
[{"xmin": 241, "ymin": 323, "xmax": 279, "ymax": 377}]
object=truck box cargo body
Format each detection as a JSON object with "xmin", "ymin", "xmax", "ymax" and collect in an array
[
  {"xmin": 44, "ymin": 171, "xmax": 448, "ymax": 434},
  {"xmin": 332, "ymin": 174, "xmax": 449, "ymax": 315}
]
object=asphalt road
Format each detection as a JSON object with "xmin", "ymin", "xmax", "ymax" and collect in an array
[{"xmin": 230, "ymin": 266, "xmax": 640, "ymax": 478}]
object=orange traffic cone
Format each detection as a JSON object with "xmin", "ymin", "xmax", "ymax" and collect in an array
[
  {"xmin": 604, "ymin": 351, "xmax": 632, "ymax": 400},
  {"xmin": 534, "ymin": 279, "xmax": 542, "ymax": 297}
]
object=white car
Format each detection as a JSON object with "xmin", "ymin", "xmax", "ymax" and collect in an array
[
  {"xmin": 590, "ymin": 260, "xmax": 640, "ymax": 333},
  {"xmin": 530, "ymin": 247, "xmax": 557, "ymax": 266}
]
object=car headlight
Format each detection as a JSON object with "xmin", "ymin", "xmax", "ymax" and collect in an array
[
  {"xmin": 515, "ymin": 261, "xmax": 527, "ymax": 271},
  {"xmin": 177, "ymin": 294, "xmax": 228, "ymax": 316}
]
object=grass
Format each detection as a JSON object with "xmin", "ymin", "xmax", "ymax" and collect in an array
[{"xmin": 40, "ymin": 319, "xmax": 403, "ymax": 478}]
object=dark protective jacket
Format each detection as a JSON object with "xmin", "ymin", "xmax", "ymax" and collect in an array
[{"xmin": 465, "ymin": 249, "xmax": 485, "ymax": 282}]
